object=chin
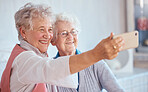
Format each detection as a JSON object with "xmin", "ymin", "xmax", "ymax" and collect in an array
[
  {"xmin": 68, "ymin": 48, "xmax": 76, "ymax": 52},
  {"xmin": 40, "ymin": 48, "xmax": 48, "ymax": 53}
]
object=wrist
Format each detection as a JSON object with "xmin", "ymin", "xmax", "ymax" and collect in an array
[{"xmin": 89, "ymin": 49, "xmax": 103, "ymax": 63}]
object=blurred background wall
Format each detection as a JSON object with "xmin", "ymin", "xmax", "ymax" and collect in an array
[{"xmin": 0, "ymin": 0, "xmax": 126, "ymax": 57}]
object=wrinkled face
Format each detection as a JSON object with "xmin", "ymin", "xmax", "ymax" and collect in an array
[
  {"xmin": 24, "ymin": 17, "xmax": 53, "ymax": 53},
  {"xmin": 54, "ymin": 21, "xmax": 78, "ymax": 56}
]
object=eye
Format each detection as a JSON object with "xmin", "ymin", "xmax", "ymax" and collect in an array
[
  {"xmin": 61, "ymin": 31, "xmax": 68, "ymax": 36},
  {"xmin": 48, "ymin": 28, "xmax": 53, "ymax": 33},
  {"xmin": 71, "ymin": 30, "xmax": 78, "ymax": 35},
  {"xmin": 39, "ymin": 28, "xmax": 44, "ymax": 32}
]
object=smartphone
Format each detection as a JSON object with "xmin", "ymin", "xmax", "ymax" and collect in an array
[{"xmin": 113, "ymin": 31, "xmax": 139, "ymax": 51}]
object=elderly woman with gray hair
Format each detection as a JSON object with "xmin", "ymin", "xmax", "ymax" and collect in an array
[
  {"xmin": 51, "ymin": 13, "xmax": 125, "ymax": 92},
  {"xmin": 0, "ymin": 3, "xmax": 124, "ymax": 92}
]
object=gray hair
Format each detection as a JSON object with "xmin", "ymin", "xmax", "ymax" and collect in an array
[
  {"xmin": 52, "ymin": 12, "xmax": 81, "ymax": 42},
  {"xmin": 15, "ymin": 3, "xmax": 54, "ymax": 40}
]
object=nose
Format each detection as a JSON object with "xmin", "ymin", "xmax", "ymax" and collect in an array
[
  {"xmin": 43, "ymin": 31, "xmax": 53, "ymax": 39},
  {"xmin": 67, "ymin": 32, "xmax": 73, "ymax": 39}
]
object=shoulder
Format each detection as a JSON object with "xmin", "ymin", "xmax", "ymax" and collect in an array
[
  {"xmin": 94, "ymin": 60, "xmax": 108, "ymax": 68},
  {"xmin": 13, "ymin": 51, "xmax": 42, "ymax": 65},
  {"xmin": 81, "ymin": 60, "xmax": 107, "ymax": 74},
  {"xmin": 16, "ymin": 51, "xmax": 40, "ymax": 59},
  {"xmin": 93, "ymin": 60, "xmax": 112, "ymax": 73}
]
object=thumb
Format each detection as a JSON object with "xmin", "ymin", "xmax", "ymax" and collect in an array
[{"xmin": 109, "ymin": 32, "xmax": 114, "ymax": 39}]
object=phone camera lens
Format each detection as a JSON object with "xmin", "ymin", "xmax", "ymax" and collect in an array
[{"xmin": 135, "ymin": 33, "xmax": 137, "ymax": 36}]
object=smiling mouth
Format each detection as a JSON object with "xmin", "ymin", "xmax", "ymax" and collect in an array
[
  {"xmin": 39, "ymin": 40, "xmax": 48, "ymax": 44},
  {"xmin": 66, "ymin": 41, "xmax": 74, "ymax": 45}
]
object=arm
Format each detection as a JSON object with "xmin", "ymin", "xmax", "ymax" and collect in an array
[
  {"xmin": 12, "ymin": 51, "xmax": 78, "ymax": 88},
  {"xmin": 69, "ymin": 33, "xmax": 124, "ymax": 74}
]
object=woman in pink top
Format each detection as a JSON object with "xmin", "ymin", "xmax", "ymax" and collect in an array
[{"xmin": 0, "ymin": 3, "xmax": 124, "ymax": 92}]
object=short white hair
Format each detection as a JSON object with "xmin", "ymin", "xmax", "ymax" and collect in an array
[
  {"xmin": 52, "ymin": 12, "xmax": 81, "ymax": 42},
  {"xmin": 15, "ymin": 3, "xmax": 54, "ymax": 40}
]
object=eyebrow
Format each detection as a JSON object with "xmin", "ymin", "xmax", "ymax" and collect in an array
[
  {"xmin": 38, "ymin": 26, "xmax": 45, "ymax": 28},
  {"xmin": 61, "ymin": 28, "xmax": 75, "ymax": 31},
  {"xmin": 38, "ymin": 26, "xmax": 53, "ymax": 29}
]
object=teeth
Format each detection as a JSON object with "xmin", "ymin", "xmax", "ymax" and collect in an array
[
  {"xmin": 66, "ymin": 42, "xmax": 74, "ymax": 44},
  {"xmin": 67, "ymin": 41, "xmax": 74, "ymax": 43},
  {"xmin": 40, "ymin": 41, "xmax": 48, "ymax": 44}
]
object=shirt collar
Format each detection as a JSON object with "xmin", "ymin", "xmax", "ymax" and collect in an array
[
  {"xmin": 20, "ymin": 39, "xmax": 48, "ymax": 57},
  {"xmin": 55, "ymin": 49, "xmax": 81, "ymax": 59}
]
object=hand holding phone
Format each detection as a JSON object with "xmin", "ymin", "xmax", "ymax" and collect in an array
[{"xmin": 113, "ymin": 31, "xmax": 139, "ymax": 51}]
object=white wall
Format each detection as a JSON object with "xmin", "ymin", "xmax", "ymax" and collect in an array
[{"xmin": 0, "ymin": 0, "xmax": 126, "ymax": 57}]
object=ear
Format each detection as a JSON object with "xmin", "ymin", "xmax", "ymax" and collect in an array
[{"xmin": 19, "ymin": 27, "xmax": 26, "ymax": 38}]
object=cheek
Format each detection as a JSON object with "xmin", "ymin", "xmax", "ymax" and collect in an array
[
  {"xmin": 28, "ymin": 34, "xmax": 43, "ymax": 45},
  {"xmin": 55, "ymin": 38, "xmax": 62, "ymax": 45},
  {"xmin": 34, "ymin": 33, "xmax": 43, "ymax": 40},
  {"xmin": 60, "ymin": 39, "xmax": 65, "ymax": 46},
  {"xmin": 74, "ymin": 38, "xmax": 78, "ymax": 46}
]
